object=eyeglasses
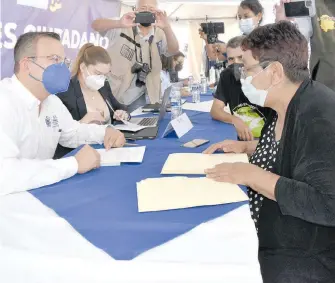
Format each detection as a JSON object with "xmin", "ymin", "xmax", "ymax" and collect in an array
[
  {"xmin": 28, "ymin": 55, "xmax": 72, "ymax": 68},
  {"xmin": 240, "ymin": 61, "xmax": 272, "ymax": 80}
]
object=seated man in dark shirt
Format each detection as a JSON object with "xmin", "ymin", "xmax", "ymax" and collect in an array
[{"xmin": 210, "ymin": 35, "xmax": 270, "ymax": 141}]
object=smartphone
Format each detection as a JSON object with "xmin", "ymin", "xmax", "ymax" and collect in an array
[
  {"xmin": 182, "ymin": 139, "xmax": 210, "ymax": 148},
  {"xmin": 284, "ymin": 0, "xmax": 316, "ymax": 18},
  {"xmin": 135, "ymin": 12, "xmax": 156, "ymax": 24}
]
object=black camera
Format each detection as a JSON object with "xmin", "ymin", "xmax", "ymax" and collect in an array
[
  {"xmin": 135, "ymin": 11, "xmax": 156, "ymax": 26},
  {"xmin": 131, "ymin": 62, "xmax": 151, "ymax": 87},
  {"xmin": 200, "ymin": 22, "xmax": 225, "ymax": 44}
]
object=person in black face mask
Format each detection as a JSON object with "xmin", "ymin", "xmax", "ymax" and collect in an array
[
  {"xmin": 160, "ymin": 52, "xmax": 188, "ymax": 99},
  {"xmin": 210, "ymin": 35, "xmax": 271, "ymax": 141}
]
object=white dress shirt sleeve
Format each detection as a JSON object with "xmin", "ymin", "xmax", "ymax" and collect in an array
[
  {"xmin": 0, "ymin": 124, "xmax": 78, "ymax": 196},
  {"xmin": 54, "ymin": 96, "xmax": 108, "ymax": 148}
]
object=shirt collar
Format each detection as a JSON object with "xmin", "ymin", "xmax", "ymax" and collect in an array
[
  {"xmin": 12, "ymin": 75, "xmax": 41, "ymax": 110},
  {"xmin": 136, "ymin": 25, "xmax": 155, "ymax": 41}
]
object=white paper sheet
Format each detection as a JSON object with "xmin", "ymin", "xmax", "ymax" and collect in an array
[
  {"xmin": 113, "ymin": 123, "xmax": 146, "ymax": 132},
  {"xmin": 161, "ymin": 153, "xmax": 249, "ymax": 175},
  {"xmin": 182, "ymin": 100, "xmax": 213, "ymax": 112},
  {"xmin": 97, "ymin": 146, "xmax": 146, "ymax": 165},
  {"xmin": 130, "ymin": 107, "xmax": 145, "ymax": 117},
  {"xmin": 137, "ymin": 177, "xmax": 248, "ymax": 212}
]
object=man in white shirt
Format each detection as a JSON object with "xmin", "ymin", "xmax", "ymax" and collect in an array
[
  {"xmin": 0, "ymin": 31, "xmax": 126, "ymax": 196},
  {"xmin": 92, "ymin": 0, "xmax": 179, "ymax": 112}
]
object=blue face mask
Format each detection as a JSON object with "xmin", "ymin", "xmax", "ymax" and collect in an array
[{"xmin": 29, "ymin": 62, "xmax": 71, "ymax": 94}]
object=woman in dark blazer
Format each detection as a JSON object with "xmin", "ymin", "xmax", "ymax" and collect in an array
[
  {"xmin": 204, "ymin": 22, "xmax": 335, "ymax": 283},
  {"xmin": 54, "ymin": 43, "xmax": 129, "ymax": 159}
]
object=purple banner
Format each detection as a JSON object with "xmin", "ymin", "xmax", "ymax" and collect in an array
[{"xmin": 0, "ymin": 0, "xmax": 120, "ymax": 78}]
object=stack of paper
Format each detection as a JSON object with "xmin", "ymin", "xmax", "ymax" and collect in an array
[
  {"xmin": 137, "ymin": 177, "xmax": 248, "ymax": 212},
  {"xmin": 97, "ymin": 146, "xmax": 146, "ymax": 166},
  {"xmin": 182, "ymin": 100, "xmax": 213, "ymax": 112},
  {"xmin": 113, "ymin": 123, "xmax": 146, "ymax": 132},
  {"xmin": 161, "ymin": 153, "xmax": 249, "ymax": 175}
]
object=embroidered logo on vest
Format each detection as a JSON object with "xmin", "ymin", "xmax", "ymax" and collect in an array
[{"xmin": 318, "ymin": 15, "xmax": 335, "ymax": 32}]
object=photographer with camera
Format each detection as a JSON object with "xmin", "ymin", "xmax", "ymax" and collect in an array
[
  {"xmin": 199, "ymin": 26, "xmax": 226, "ymax": 79},
  {"xmin": 92, "ymin": 0, "xmax": 179, "ymax": 112}
]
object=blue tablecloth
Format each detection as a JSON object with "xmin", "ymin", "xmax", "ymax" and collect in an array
[{"xmin": 31, "ymin": 102, "xmax": 247, "ymax": 261}]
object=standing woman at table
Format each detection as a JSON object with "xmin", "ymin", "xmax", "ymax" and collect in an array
[
  {"xmin": 238, "ymin": 0, "xmax": 264, "ymax": 35},
  {"xmin": 54, "ymin": 43, "xmax": 129, "ymax": 159},
  {"xmin": 204, "ymin": 22, "xmax": 335, "ymax": 282},
  {"xmin": 160, "ymin": 52, "xmax": 188, "ymax": 99}
]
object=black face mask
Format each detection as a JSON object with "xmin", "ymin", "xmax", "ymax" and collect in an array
[
  {"xmin": 229, "ymin": 63, "xmax": 244, "ymax": 81},
  {"xmin": 174, "ymin": 63, "xmax": 183, "ymax": 72}
]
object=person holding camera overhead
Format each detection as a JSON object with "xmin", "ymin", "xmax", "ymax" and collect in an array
[
  {"xmin": 92, "ymin": 0, "xmax": 179, "ymax": 112},
  {"xmin": 54, "ymin": 43, "xmax": 129, "ymax": 159},
  {"xmin": 238, "ymin": 0, "xmax": 264, "ymax": 35}
]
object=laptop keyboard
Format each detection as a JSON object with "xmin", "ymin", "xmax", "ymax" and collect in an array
[{"xmin": 138, "ymin": 117, "xmax": 158, "ymax": 126}]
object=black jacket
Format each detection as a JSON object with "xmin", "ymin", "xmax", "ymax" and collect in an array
[
  {"xmin": 53, "ymin": 76, "xmax": 126, "ymax": 159},
  {"xmin": 57, "ymin": 75, "xmax": 126, "ymax": 121},
  {"xmin": 258, "ymin": 79, "xmax": 335, "ymax": 282}
]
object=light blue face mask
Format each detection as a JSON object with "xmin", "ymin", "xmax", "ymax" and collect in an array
[{"xmin": 29, "ymin": 61, "xmax": 71, "ymax": 94}]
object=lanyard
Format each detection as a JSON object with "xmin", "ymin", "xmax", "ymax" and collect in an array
[{"xmin": 132, "ymin": 27, "xmax": 153, "ymax": 69}]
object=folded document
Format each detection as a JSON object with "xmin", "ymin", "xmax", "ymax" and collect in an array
[
  {"xmin": 161, "ymin": 153, "xmax": 249, "ymax": 174},
  {"xmin": 97, "ymin": 146, "xmax": 146, "ymax": 166},
  {"xmin": 137, "ymin": 177, "xmax": 248, "ymax": 212}
]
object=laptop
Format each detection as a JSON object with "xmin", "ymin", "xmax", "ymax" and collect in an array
[
  {"xmin": 122, "ymin": 86, "xmax": 171, "ymax": 140},
  {"xmin": 141, "ymin": 82, "xmax": 185, "ymax": 113}
]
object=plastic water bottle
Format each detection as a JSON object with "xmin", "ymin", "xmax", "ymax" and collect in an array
[
  {"xmin": 200, "ymin": 74, "xmax": 207, "ymax": 94},
  {"xmin": 191, "ymin": 83, "xmax": 201, "ymax": 103},
  {"xmin": 170, "ymin": 86, "xmax": 182, "ymax": 120},
  {"xmin": 188, "ymin": 75, "xmax": 194, "ymax": 92},
  {"xmin": 209, "ymin": 66, "xmax": 216, "ymax": 85}
]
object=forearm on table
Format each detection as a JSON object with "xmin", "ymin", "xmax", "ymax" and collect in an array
[
  {"xmin": 0, "ymin": 157, "xmax": 78, "ymax": 196},
  {"xmin": 59, "ymin": 123, "xmax": 107, "ymax": 148},
  {"xmin": 163, "ymin": 25, "xmax": 179, "ymax": 54},
  {"xmin": 210, "ymin": 105, "xmax": 234, "ymax": 124},
  {"xmin": 246, "ymin": 166, "xmax": 280, "ymax": 201},
  {"xmin": 92, "ymin": 18, "xmax": 122, "ymax": 32},
  {"xmin": 243, "ymin": 140, "xmax": 258, "ymax": 156}
]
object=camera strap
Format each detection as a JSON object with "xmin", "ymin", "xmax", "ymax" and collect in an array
[{"xmin": 132, "ymin": 26, "xmax": 153, "ymax": 69}]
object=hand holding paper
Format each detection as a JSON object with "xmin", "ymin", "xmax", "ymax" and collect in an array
[
  {"xmin": 97, "ymin": 146, "xmax": 146, "ymax": 166},
  {"xmin": 205, "ymin": 162, "xmax": 254, "ymax": 185}
]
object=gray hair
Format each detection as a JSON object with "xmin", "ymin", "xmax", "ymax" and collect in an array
[
  {"xmin": 227, "ymin": 35, "xmax": 246, "ymax": 49},
  {"xmin": 14, "ymin": 31, "xmax": 61, "ymax": 73}
]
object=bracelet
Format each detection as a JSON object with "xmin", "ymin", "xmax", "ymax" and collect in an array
[{"xmin": 127, "ymin": 113, "xmax": 132, "ymax": 121}]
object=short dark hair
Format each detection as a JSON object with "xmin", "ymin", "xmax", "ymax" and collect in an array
[
  {"xmin": 241, "ymin": 21, "xmax": 309, "ymax": 83},
  {"xmin": 227, "ymin": 36, "xmax": 246, "ymax": 49},
  {"xmin": 240, "ymin": 0, "xmax": 264, "ymax": 23},
  {"xmin": 161, "ymin": 51, "xmax": 185, "ymax": 71},
  {"xmin": 14, "ymin": 32, "xmax": 61, "ymax": 73}
]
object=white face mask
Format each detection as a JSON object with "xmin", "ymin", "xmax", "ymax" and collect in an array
[
  {"xmin": 84, "ymin": 67, "xmax": 106, "ymax": 91},
  {"xmin": 240, "ymin": 76, "xmax": 269, "ymax": 107},
  {"xmin": 239, "ymin": 18, "xmax": 256, "ymax": 35}
]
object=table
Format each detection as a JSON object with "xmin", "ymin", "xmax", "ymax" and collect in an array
[
  {"xmin": 31, "ymin": 110, "xmax": 245, "ymax": 260},
  {"xmin": 0, "ymin": 95, "xmax": 262, "ymax": 283}
]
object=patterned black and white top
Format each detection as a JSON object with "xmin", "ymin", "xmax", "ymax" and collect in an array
[{"xmin": 248, "ymin": 115, "xmax": 279, "ymax": 231}]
